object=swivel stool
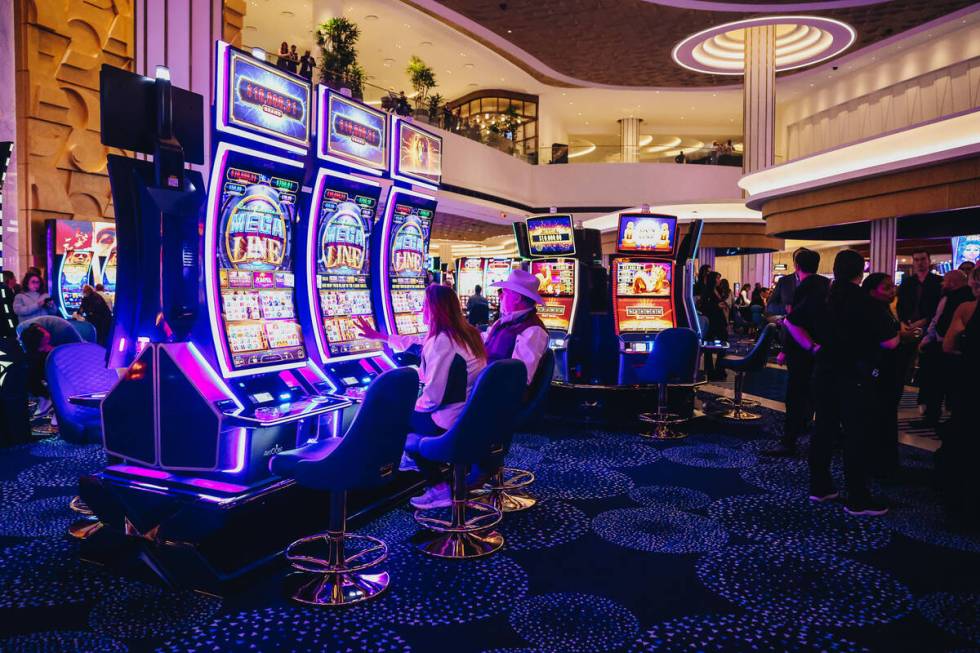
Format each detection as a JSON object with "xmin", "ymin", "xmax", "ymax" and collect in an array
[
  {"xmin": 474, "ymin": 348, "xmax": 554, "ymax": 512},
  {"xmin": 269, "ymin": 367, "xmax": 419, "ymax": 606},
  {"xmin": 636, "ymin": 328, "xmax": 701, "ymax": 440},
  {"xmin": 715, "ymin": 324, "xmax": 776, "ymax": 421},
  {"xmin": 409, "ymin": 360, "xmax": 527, "ymax": 558}
]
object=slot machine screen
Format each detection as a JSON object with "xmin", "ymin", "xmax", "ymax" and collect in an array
[
  {"xmin": 456, "ymin": 257, "xmax": 486, "ymax": 304},
  {"xmin": 617, "ymin": 213, "xmax": 678, "ymax": 256},
  {"xmin": 394, "ymin": 120, "xmax": 442, "ymax": 186},
  {"xmin": 48, "ymin": 220, "xmax": 115, "ymax": 317},
  {"xmin": 313, "ymin": 173, "xmax": 383, "ymax": 357},
  {"xmin": 213, "ymin": 157, "xmax": 307, "ymax": 373},
  {"xmin": 952, "ymin": 234, "xmax": 980, "ymax": 269},
  {"xmin": 613, "ymin": 259, "xmax": 675, "ymax": 333},
  {"xmin": 386, "ymin": 192, "xmax": 435, "ymax": 336},
  {"xmin": 484, "ymin": 258, "xmax": 513, "ymax": 309},
  {"xmin": 320, "ymin": 89, "xmax": 388, "ymax": 172},
  {"xmin": 224, "ymin": 47, "xmax": 311, "ymax": 148},
  {"xmin": 526, "ymin": 214, "xmax": 575, "ymax": 258},
  {"xmin": 531, "ymin": 259, "xmax": 576, "ymax": 332}
]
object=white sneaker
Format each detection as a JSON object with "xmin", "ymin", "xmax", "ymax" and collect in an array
[
  {"xmin": 410, "ymin": 483, "xmax": 452, "ymax": 509},
  {"xmin": 34, "ymin": 397, "xmax": 53, "ymax": 417},
  {"xmin": 399, "ymin": 452, "xmax": 421, "ymax": 473}
]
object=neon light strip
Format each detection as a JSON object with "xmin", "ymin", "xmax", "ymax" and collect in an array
[
  {"xmin": 316, "ymin": 86, "xmax": 387, "ymax": 176},
  {"xmin": 390, "ymin": 116, "xmax": 439, "ymax": 191},
  {"xmin": 214, "ymin": 41, "xmax": 308, "ymax": 156},
  {"xmin": 186, "ymin": 341, "xmax": 243, "ymax": 410},
  {"xmin": 225, "ymin": 427, "xmax": 248, "ymax": 473},
  {"xmin": 203, "ymin": 140, "xmax": 308, "ymax": 379},
  {"xmin": 378, "ymin": 186, "xmax": 437, "ymax": 336},
  {"xmin": 306, "ymin": 168, "xmax": 385, "ymax": 366}
]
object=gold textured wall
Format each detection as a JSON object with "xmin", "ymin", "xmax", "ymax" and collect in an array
[
  {"xmin": 14, "ymin": 0, "xmax": 133, "ymax": 270},
  {"xmin": 223, "ymin": 0, "xmax": 245, "ymax": 48}
]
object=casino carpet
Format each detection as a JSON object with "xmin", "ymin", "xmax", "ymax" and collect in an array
[{"xmin": 1, "ymin": 407, "xmax": 979, "ymax": 652}]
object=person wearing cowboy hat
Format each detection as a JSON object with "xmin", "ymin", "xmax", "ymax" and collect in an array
[{"xmin": 485, "ymin": 269, "xmax": 550, "ymax": 390}]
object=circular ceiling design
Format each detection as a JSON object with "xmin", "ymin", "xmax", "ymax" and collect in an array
[
  {"xmin": 647, "ymin": 0, "xmax": 890, "ymax": 10},
  {"xmin": 673, "ymin": 16, "xmax": 856, "ymax": 74}
]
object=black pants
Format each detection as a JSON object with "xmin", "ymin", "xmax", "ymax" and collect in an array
[
  {"xmin": 918, "ymin": 344, "xmax": 950, "ymax": 423},
  {"xmin": 870, "ymin": 373, "xmax": 902, "ymax": 475},
  {"xmin": 783, "ymin": 349, "xmax": 815, "ymax": 447},
  {"xmin": 811, "ymin": 371, "xmax": 874, "ymax": 501},
  {"xmin": 407, "ymin": 411, "xmax": 446, "ymax": 483}
]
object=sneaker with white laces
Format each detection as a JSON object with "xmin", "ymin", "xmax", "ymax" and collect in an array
[
  {"xmin": 399, "ymin": 452, "xmax": 421, "ymax": 473},
  {"xmin": 409, "ymin": 482, "xmax": 452, "ymax": 510},
  {"xmin": 844, "ymin": 497, "xmax": 888, "ymax": 517}
]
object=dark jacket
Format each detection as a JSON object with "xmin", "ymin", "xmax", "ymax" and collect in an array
[{"xmin": 896, "ymin": 272, "xmax": 942, "ymax": 325}]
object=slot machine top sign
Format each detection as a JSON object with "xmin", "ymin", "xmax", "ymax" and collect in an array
[
  {"xmin": 393, "ymin": 120, "xmax": 442, "ymax": 187},
  {"xmin": 526, "ymin": 214, "xmax": 576, "ymax": 258},
  {"xmin": 221, "ymin": 45, "xmax": 311, "ymax": 149},
  {"xmin": 617, "ymin": 213, "xmax": 678, "ymax": 256},
  {"xmin": 320, "ymin": 89, "xmax": 388, "ymax": 173}
]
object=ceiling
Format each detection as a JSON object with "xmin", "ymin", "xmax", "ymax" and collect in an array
[
  {"xmin": 419, "ymin": 0, "xmax": 978, "ymax": 87},
  {"xmin": 430, "ymin": 212, "xmax": 514, "ymax": 240}
]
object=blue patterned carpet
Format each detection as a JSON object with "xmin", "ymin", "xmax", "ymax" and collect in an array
[{"xmin": 1, "ymin": 406, "xmax": 978, "ymax": 652}]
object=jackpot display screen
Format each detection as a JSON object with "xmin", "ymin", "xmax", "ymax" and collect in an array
[
  {"xmin": 213, "ymin": 159, "xmax": 306, "ymax": 372},
  {"xmin": 48, "ymin": 220, "xmax": 117, "ymax": 316},
  {"xmin": 531, "ymin": 259, "xmax": 576, "ymax": 332},
  {"xmin": 484, "ymin": 258, "xmax": 513, "ymax": 308},
  {"xmin": 395, "ymin": 120, "xmax": 442, "ymax": 186},
  {"xmin": 617, "ymin": 213, "xmax": 678, "ymax": 255},
  {"xmin": 387, "ymin": 193, "xmax": 435, "ymax": 336},
  {"xmin": 313, "ymin": 174, "xmax": 383, "ymax": 357},
  {"xmin": 226, "ymin": 48, "xmax": 311, "ymax": 147},
  {"xmin": 456, "ymin": 257, "xmax": 486, "ymax": 304},
  {"xmin": 526, "ymin": 214, "xmax": 575, "ymax": 258},
  {"xmin": 613, "ymin": 258, "xmax": 675, "ymax": 333},
  {"xmin": 321, "ymin": 90, "xmax": 387, "ymax": 172}
]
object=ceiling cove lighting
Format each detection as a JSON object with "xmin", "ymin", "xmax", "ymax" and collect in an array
[{"xmin": 672, "ymin": 16, "xmax": 855, "ymax": 75}]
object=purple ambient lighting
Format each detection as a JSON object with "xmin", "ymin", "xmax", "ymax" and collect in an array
[
  {"xmin": 672, "ymin": 16, "xmax": 856, "ymax": 75},
  {"xmin": 646, "ymin": 0, "xmax": 887, "ymax": 10}
]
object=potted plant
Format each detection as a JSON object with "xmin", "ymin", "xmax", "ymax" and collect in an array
[
  {"xmin": 406, "ymin": 55, "xmax": 436, "ymax": 120},
  {"xmin": 427, "ymin": 93, "xmax": 443, "ymax": 125},
  {"xmin": 316, "ymin": 17, "xmax": 365, "ymax": 98}
]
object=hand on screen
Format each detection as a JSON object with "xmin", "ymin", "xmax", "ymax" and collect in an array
[{"xmin": 354, "ymin": 316, "xmax": 385, "ymax": 341}]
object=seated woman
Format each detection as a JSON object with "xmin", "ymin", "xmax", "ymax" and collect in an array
[
  {"xmin": 13, "ymin": 270, "xmax": 56, "ymax": 322},
  {"xmin": 355, "ymin": 284, "xmax": 487, "ymax": 509}
]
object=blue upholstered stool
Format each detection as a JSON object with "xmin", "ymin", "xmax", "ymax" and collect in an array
[
  {"xmin": 716, "ymin": 323, "xmax": 776, "ymax": 421},
  {"xmin": 17, "ymin": 315, "xmax": 84, "ymax": 347},
  {"xmin": 408, "ymin": 360, "xmax": 527, "ymax": 559},
  {"xmin": 45, "ymin": 343, "xmax": 118, "ymax": 444},
  {"xmin": 474, "ymin": 348, "xmax": 554, "ymax": 513},
  {"xmin": 269, "ymin": 367, "xmax": 419, "ymax": 606},
  {"xmin": 635, "ymin": 328, "xmax": 701, "ymax": 440}
]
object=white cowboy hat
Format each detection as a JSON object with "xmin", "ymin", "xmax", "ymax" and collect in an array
[{"xmin": 491, "ymin": 269, "xmax": 543, "ymax": 304}]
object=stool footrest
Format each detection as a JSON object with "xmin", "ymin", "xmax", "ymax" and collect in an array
[
  {"xmin": 638, "ymin": 411, "xmax": 685, "ymax": 425},
  {"xmin": 286, "ymin": 533, "xmax": 388, "ymax": 575},
  {"xmin": 416, "ymin": 529, "xmax": 504, "ymax": 559},
  {"xmin": 414, "ymin": 500, "xmax": 503, "ymax": 534},
  {"xmin": 286, "ymin": 569, "xmax": 390, "ymax": 606}
]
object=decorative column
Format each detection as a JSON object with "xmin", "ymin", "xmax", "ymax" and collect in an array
[
  {"xmin": 869, "ymin": 217, "xmax": 898, "ymax": 276},
  {"xmin": 741, "ymin": 251, "xmax": 773, "ymax": 288},
  {"xmin": 697, "ymin": 247, "xmax": 716, "ymax": 270},
  {"xmin": 742, "ymin": 24, "xmax": 776, "ymax": 175},
  {"xmin": 618, "ymin": 117, "xmax": 642, "ymax": 163}
]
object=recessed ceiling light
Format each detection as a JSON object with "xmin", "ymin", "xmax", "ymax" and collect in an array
[
  {"xmin": 280, "ymin": 10, "xmax": 294, "ymax": 17},
  {"xmin": 467, "ymin": 83, "xmax": 478, "ymax": 87},
  {"xmin": 464, "ymin": 63, "xmax": 475, "ymax": 69},
  {"xmin": 420, "ymin": 41, "xmax": 432, "ymax": 47},
  {"xmin": 403, "ymin": 23, "xmax": 411, "ymax": 28},
  {"xmin": 383, "ymin": 58, "xmax": 394, "ymax": 67},
  {"xmin": 364, "ymin": 14, "xmax": 378, "ymax": 20}
]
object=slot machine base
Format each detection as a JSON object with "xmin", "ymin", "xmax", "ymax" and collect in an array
[{"xmin": 77, "ymin": 468, "xmax": 428, "ymax": 594}]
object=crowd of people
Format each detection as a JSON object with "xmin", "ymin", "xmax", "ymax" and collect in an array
[
  {"xmin": 276, "ymin": 42, "xmax": 316, "ymax": 80},
  {"xmin": 674, "ymin": 140, "xmax": 741, "ymax": 166},
  {"xmin": 696, "ymin": 248, "xmax": 980, "ymax": 520}
]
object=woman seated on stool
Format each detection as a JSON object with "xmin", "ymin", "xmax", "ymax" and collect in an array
[{"xmin": 355, "ymin": 284, "xmax": 486, "ymax": 508}]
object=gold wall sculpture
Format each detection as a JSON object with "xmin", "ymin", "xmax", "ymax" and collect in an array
[
  {"xmin": 14, "ymin": 0, "xmax": 134, "ymax": 271},
  {"xmin": 223, "ymin": 0, "xmax": 246, "ymax": 48}
]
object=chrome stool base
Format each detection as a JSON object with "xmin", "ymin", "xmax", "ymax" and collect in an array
[
  {"xmin": 717, "ymin": 407, "xmax": 762, "ymax": 421},
  {"xmin": 638, "ymin": 411, "xmax": 688, "ymax": 440},
  {"xmin": 472, "ymin": 467, "xmax": 537, "ymax": 513},
  {"xmin": 68, "ymin": 495, "xmax": 101, "ymax": 539},
  {"xmin": 284, "ymin": 531, "xmax": 389, "ymax": 607},
  {"xmin": 286, "ymin": 570, "xmax": 390, "ymax": 606},
  {"xmin": 711, "ymin": 396, "xmax": 760, "ymax": 409},
  {"xmin": 416, "ymin": 529, "xmax": 504, "ymax": 559}
]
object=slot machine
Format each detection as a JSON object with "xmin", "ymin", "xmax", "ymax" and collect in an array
[
  {"xmin": 455, "ymin": 256, "xmax": 486, "ymax": 309},
  {"xmin": 374, "ymin": 117, "xmax": 441, "ymax": 365},
  {"xmin": 298, "ymin": 87, "xmax": 395, "ymax": 402},
  {"xmin": 524, "ymin": 213, "xmax": 584, "ymax": 382},
  {"xmin": 99, "ymin": 43, "xmax": 348, "ymax": 495},
  {"xmin": 484, "ymin": 257, "xmax": 514, "ymax": 315},
  {"xmin": 45, "ymin": 220, "xmax": 117, "ymax": 318},
  {"xmin": 613, "ymin": 212, "xmax": 702, "ymax": 383}
]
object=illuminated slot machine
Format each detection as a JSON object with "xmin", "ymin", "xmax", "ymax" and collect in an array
[
  {"xmin": 612, "ymin": 212, "xmax": 703, "ymax": 383},
  {"xmin": 298, "ymin": 87, "xmax": 395, "ymax": 402},
  {"xmin": 94, "ymin": 43, "xmax": 349, "ymax": 550},
  {"xmin": 483, "ymin": 257, "xmax": 514, "ymax": 313},
  {"xmin": 44, "ymin": 220, "xmax": 109, "ymax": 318},
  {"xmin": 455, "ymin": 256, "xmax": 486, "ymax": 308},
  {"xmin": 374, "ymin": 117, "xmax": 441, "ymax": 365},
  {"xmin": 524, "ymin": 213, "xmax": 583, "ymax": 382}
]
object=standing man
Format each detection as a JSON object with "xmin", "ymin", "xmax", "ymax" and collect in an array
[
  {"xmin": 766, "ymin": 252, "xmax": 801, "ymax": 319},
  {"xmin": 784, "ymin": 250, "xmax": 900, "ymax": 516},
  {"xmin": 765, "ymin": 248, "xmax": 828, "ymax": 457},
  {"xmin": 896, "ymin": 250, "xmax": 942, "ymax": 412},
  {"xmin": 917, "ymin": 270, "xmax": 973, "ymax": 426},
  {"xmin": 466, "ymin": 284, "xmax": 490, "ymax": 328}
]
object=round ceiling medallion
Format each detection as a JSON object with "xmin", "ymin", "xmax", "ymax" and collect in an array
[{"xmin": 672, "ymin": 16, "xmax": 856, "ymax": 75}]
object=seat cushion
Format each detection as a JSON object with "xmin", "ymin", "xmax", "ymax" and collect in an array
[
  {"xmin": 268, "ymin": 437, "xmax": 343, "ymax": 479},
  {"xmin": 719, "ymin": 354, "xmax": 751, "ymax": 371}
]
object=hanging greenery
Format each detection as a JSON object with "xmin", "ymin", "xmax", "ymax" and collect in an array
[
  {"xmin": 406, "ymin": 55, "xmax": 437, "ymax": 111},
  {"xmin": 315, "ymin": 17, "xmax": 365, "ymax": 98}
]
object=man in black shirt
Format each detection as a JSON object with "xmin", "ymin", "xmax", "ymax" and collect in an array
[
  {"xmin": 784, "ymin": 249, "xmax": 899, "ymax": 516},
  {"xmin": 766, "ymin": 248, "xmax": 828, "ymax": 456},
  {"xmin": 897, "ymin": 251, "xmax": 943, "ymax": 329}
]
